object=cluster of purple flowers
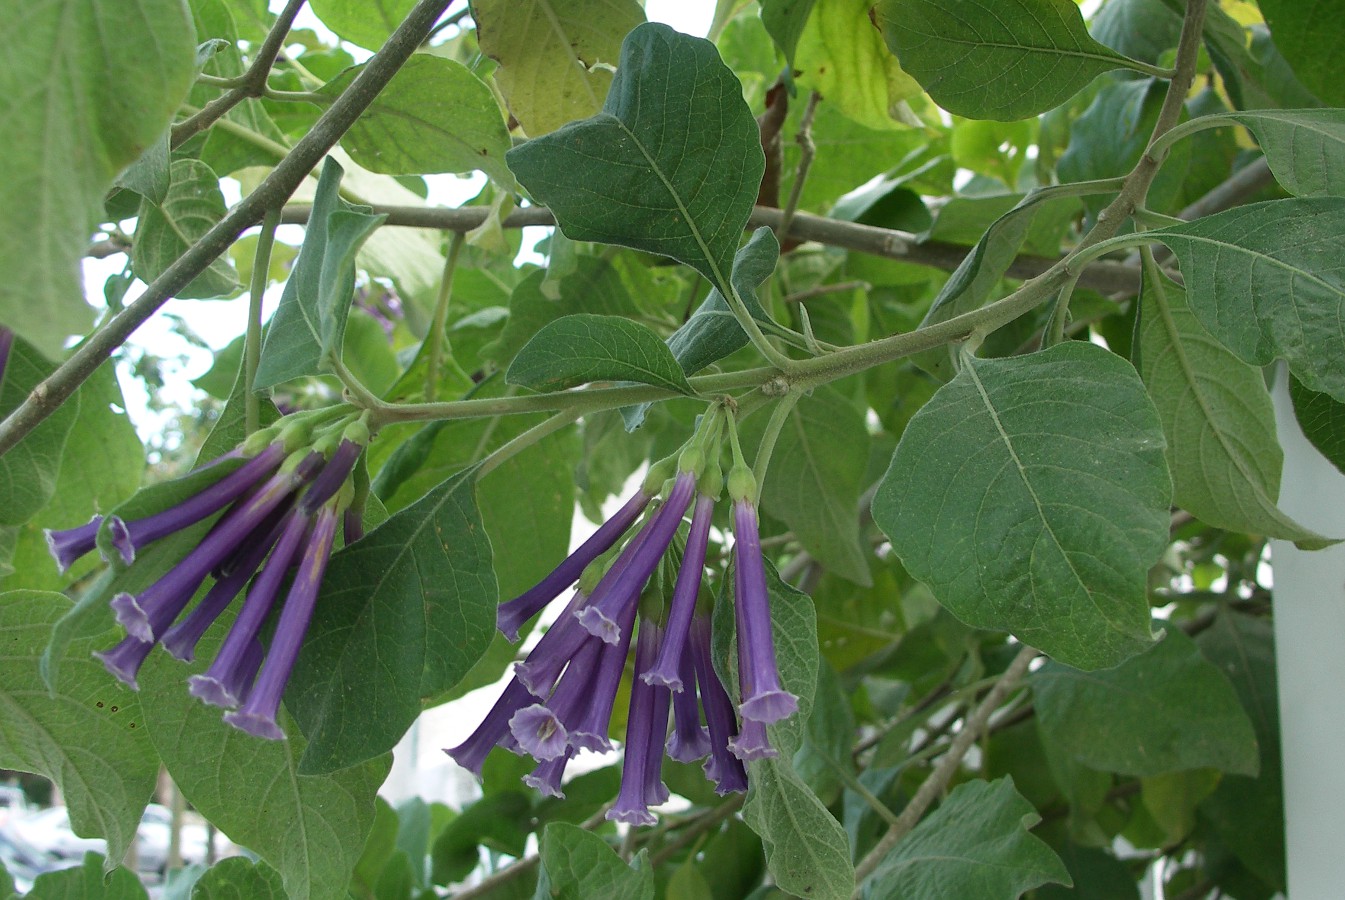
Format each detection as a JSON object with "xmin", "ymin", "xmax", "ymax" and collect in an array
[
  {"xmin": 46, "ymin": 414, "xmax": 368, "ymax": 740},
  {"xmin": 447, "ymin": 415, "xmax": 797, "ymax": 825}
]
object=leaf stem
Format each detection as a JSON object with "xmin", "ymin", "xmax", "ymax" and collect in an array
[
  {"xmin": 751, "ymin": 390, "xmax": 801, "ymax": 489},
  {"xmin": 244, "ymin": 209, "xmax": 281, "ymax": 434},
  {"xmin": 426, "ymin": 232, "xmax": 464, "ymax": 403},
  {"xmin": 476, "ymin": 409, "xmax": 581, "ymax": 479}
]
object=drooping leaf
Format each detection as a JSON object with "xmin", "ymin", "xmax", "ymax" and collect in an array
[
  {"xmin": 0, "ymin": 0, "xmax": 196, "ymax": 357},
  {"xmin": 874, "ymin": 0, "xmax": 1139, "ymax": 121},
  {"xmin": 1258, "ymin": 0, "xmax": 1345, "ymax": 106},
  {"xmin": 324, "ymin": 56, "xmax": 517, "ymax": 188},
  {"xmin": 472, "ymin": 0, "xmax": 646, "ymax": 137},
  {"xmin": 307, "ymin": 0, "xmax": 417, "ymax": 51},
  {"xmin": 760, "ymin": 0, "xmax": 817, "ymax": 68},
  {"xmin": 873, "ymin": 342, "xmax": 1170, "ymax": 670},
  {"xmin": 254, "ymin": 158, "xmax": 387, "ymax": 389},
  {"xmin": 189, "ymin": 857, "xmax": 288, "ymax": 900},
  {"xmin": 0, "ymin": 338, "xmax": 79, "ymax": 526},
  {"xmin": 745, "ymin": 387, "xmax": 872, "ymax": 586},
  {"xmin": 535, "ymin": 823, "xmax": 654, "ymax": 900},
  {"xmin": 24, "ymin": 853, "xmax": 147, "ymax": 900},
  {"xmin": 860, "ymin": 778, "xmax": 1071, "ymax": 899},
  {"xmin": 0, "ymin": 592, "xmax": 158, "ymax": 870},
  {"xmin": 1289, "ymin": 376, "xmax": 1345, "ymax": 476},
  {"xmin": 131, "ymin": 158, "xmax": 240, "ymax": 299},
  {"xmin": 1138, "ymin": 265, "xmax": 1330, "ymax": 547},
  {"xmin": 1219, "ymin": 110, "xmax": 1345, "ymax": 197},
  {"xmin": 1033, "ymin": 626, "xmax": 1260, "ymax": 777},
  {"xmin": 1145, "ymin": 198, "xmax": 1345, "ymax": 403},
  {"xmin": 114, "ymin": 130, "xmax": 170, "ymax": 204},
  {"xmin": 431, "ymin": 791, "xmax": 532, "ymax": 887},
  {"xmin": 288, "ymin": 467, "xmax": 497, "ymax": 774},
  {"xmin": 507, "ymin": 314, "xmax": 694, "ymax": 394},
  {"xmin": 506, "ymin": 23, "xmax": 765, "ymax": 289}
]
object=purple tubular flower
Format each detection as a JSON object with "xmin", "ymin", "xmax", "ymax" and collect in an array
[
  {"xmin": 509, "ymin": 704, "xmax": 570, "ymax": 761},
  {"xmin": 343, "ymin": 509, "xmax": 364, "ymax": 545},
  {"xmin": 513, "ymin": 588, "xmax": 593, "ymax": 696},
  {"xmin": 109, "ymin": 442, "xmax": 288, "ymax": 565},
  {"xmin": 44, "ymin": 516, "xmax": 103, "ymax": 574},
  {"xmin": 510, "ymin": 636, "xmax": 602, "ymax": 760},
  {"xmin": 567, "ymin": 591, "xmax": 640, "ymax": 753},
  {"xmin": 446, "ymin": 678, "xmax": 539, "ymax": 777},
  {"xmin": 110, "ymin": 453, "xmax": 323, "ymax": 643},
  {"xmin": 189, "ymin": 510, "xmax": 310, "ymax": 708},
  {"xmin": 578, "ymin": 472, "xmax": 697, "ymax": 645},
  {"xmin": 665, "ymin": 649, "xmax": 711, "ymax": 763},
  {"xmin": 297, "ymin": 440, "xmax": 361, "ymax": 515},
  {"xmin": 94, "ymin": 636, "xmax": 156, "ymax": 690},
  {"xmin": 524, "ymin": 751, "xmax": 571, "ymax": 799},
  {"xmin": 496, "ymin": 489, "xmax": 651, "ymax": 641},
  {"xmin": 607, "ymin": 622, "xmax": 664, "ymax": 827},
  {"xmin": 225, "ymin": 504, "xmax": 339, "ymax": 740},
  {"xmin": 0, "ymin": 326, "xmax": 13, "ymax": 386},
  {"xmin": 728, "ymin": 717, "xmax": 777, "ymax": 761},
  {"xmin": 732, "ymin": 499, "xmax": 798, "ymax": 725},
  {"xmin": 690, "ymin": 615, "xmax": 748, "ymax": 794},
  {"xmin": 642, "ymin": 492, "xmax": 714, "ymax": 690},
  {"xmin": 639, "ymin": 622, "xmax": 671, "ymax": 806}
]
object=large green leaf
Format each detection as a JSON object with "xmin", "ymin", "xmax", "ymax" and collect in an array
[
  {"xmin": 746, "ymin": 387, "xmax": 872, "ymax": 586},
  {"xmin": 137, "ymin": 641, "xmax": 390, "ymax": 900},
  {"xmin": 760, "ymin": 0, "xmax": 817, "ymax": 68},
  {"xmin": 873, "ymin": 342, "xmax": 1170, "ymax": 670},
  {"xmin": 1138, "ymin": 266, "xmax": 1329, "ymax": 547},
  {"xmin": 308, "ymin": 0, "xmax": 417, "ymax": 50},
  {"xmin": 534, "ymin": 824, "xmax": 653, "ymax": 900},
  {"xmin": 190, "ymin": 858, "xmax": 287, "ymax": 900},
  {"xmin": 1033, "ymin": 627, "xmax": 1260, "ymax": 777},
  {"xmin": 507, "ymin": 314, "xmax": 693, "ymax": 395},
  {"xmin": 0, "ymin": 592, "xmax": 159, "ymax": 869},
  {"xmin": 0, "ymin": 338, "xmax": 79, "ymax": 526},
  {"xmin": 25, "ymin": 854, "xmax": 147, "ymax": 900},
  {"xmin": 875, "ymin": 0, "xmax": 1137, "ymax": 121},
  {"xmin": 1146, "ymin": 198, "xmax": 1345, "ymax": 403},
  {"xmin": 0, "ymin": 0, "xmax": 195, "ymax": 357},
  {"xmin": 472, "ymin": 0, "xmax": 646, "ymax": 137},
  {"xmin": 1258, "ymin": 0, "xmax": 1345, "ymax": 106},
  {"xmin": 1220, "ymin": 110, "xmax": 1345, "ymax": 198},
  {"xmin": 288, "ymin": 467, "xmax": 497, "ymax": 774},
  {"xmin": 1290, "ymin": 376, "xmax": 1345, "ymax": 475},
  {"xmin": 506, "ymin": 23, "xmax": 765, "ymax": 290},
  {"xmin": 860, "ymin": 778, "xmax": 1071, "ymax": 899},
  {"xmin": 254, "ymin": 158, "xmax": 386, "ymax": 389},
  {"xmin": 131, "ymin": 158, "xmax": 240, "ymax": 299},
  {"xmin": 324, "ymin": 56, "xmax": 517, "ymax": 188}
]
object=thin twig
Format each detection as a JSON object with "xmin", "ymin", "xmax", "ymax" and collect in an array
[
  {"xmin": 776, "ymin": 91, "xmax": 821, "ymax": 246},
  {"xmin": 785, "ymin": 280, "xmax": 871, "ymax": 304},
  {"xmin": 451, "ymin": 803, "xmax": 612, "ymax": 899},
  {"xmin": 0, "ymin": 0, "xmax": 456, "ymax": 458},
  {"xmin": 244, "ymin": 208, "xmax": 281, "ymax": 434},
  {"xmin": 648, "ymin": 795, "xmax": 745, "ymax": 868}
]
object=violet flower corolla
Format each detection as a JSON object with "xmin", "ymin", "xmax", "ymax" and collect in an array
[{"xmin": 80, "ymin": 415, "xmax": 368, "ymax": 741}]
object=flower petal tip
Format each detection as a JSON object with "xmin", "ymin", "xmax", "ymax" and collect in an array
[
  {"xmin": 666, "ymin": 726, "xmax": 712, "ymax": 763},
  {"xmin": 187, "ymin": 674, "xmax": 241, "ymax": 709},
  {"xmin": 605, "ymin": 806, "xmax": 657, "ymax": 827},
  {"xmin": 110, "ymin": 592, "xmax": 154, "ymax": 643},
  {"xmin": 739, "ymin": 689, "xmax": 799, "ymax": 724},
  {"xmin": 223, "ymin": 710, "xmax": 285, "ymax": 740},
  {"xmin": 509, "ymin": 705, "xmax": 570, "ymax": 761},
  {"xmin": 105, "ymin": 516, "xmax": 135, "ymax": 565},
  {"xmin": 523, "ymin": 772, "xmax": 566, "ymax": 799},
  {"xmin": 576, "ymin": 606, "xmax": 622, "ymax": 645},
  {"xmin": 639, "ymin": 669, "xmax": 683, "ymax": 692},
  {"xmin": 569, "ymin": 731, "xmax": 613, "ymax": 754}
]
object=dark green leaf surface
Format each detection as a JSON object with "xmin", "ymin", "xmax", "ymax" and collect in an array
[
  {"xmin": 1146, "ymin": 198, "xmax": 1345, "ymax": 403},
  {"xmin": 0, "ymin": 592, "xmax": 158, "ymax": 869},
  {"xmin": 289, "ymin": 467, "xmax": 497, "ymax": 773},
  {"xmin": 131, "ymin": 158, "xmax": 239, "ymax": 299},
  {"xmin": 875, "ymin": 0, "xmax": 1136, "ymax": 120},
  {"xmin": 326, "ymin": 56, "xmax": 516, "ymax": 187},
  {"xmin": 0, "ymin": 339, "xmax": 79, "ymax": 526},
  {"xmin": 1224, "ymin": 109, "xmax": 1345, "ymax": 197},
  {"xmin": 507, "ymin": 23, "xmax": 765, "ymax": 289},
  {"xmin": 760, "ymin": 0, "xmax": 818, "ymax": 67},
  {"xmin": 25, "ymin": 854, "xmax": 146, "ymax": 900},
  {"xmin": 1033, "ymin": 627, "xmax": 1260, "ymax": 777},
  {"xmin": 1290, "ymin": 376, "xmax": 1345, "ymax": 475},
  {"xmin": 1138, "ymin": 266, "xmax": 1329, "ymax": 547},
  {"xmin": 507, "ymin": 314, "xmax": 694, "ymax": 394},
  {"xmin": 0, "ymin": 0, "xmax": 195, "ymax": 357},
  {"xmin": 874, "ymin": 343, "xmax": 1170, "ymax": 669},
  {"xmin": 255, "ymin": 158, "xmax": 386, "ymax": 389},
  {"xmin": 189, "ymin": 858, "xmax": 287, "ymax": 900},
  {"xmin": 861, "ymin": 778, "xmax": 1071, "ymax": 899},
  {"xmin": 1258, "ymin": 0, "xmax": 1345, "ymax": 106},
  {"xmin": 535, "ymin": 823, "xmax": 654, "ymax": 900}
]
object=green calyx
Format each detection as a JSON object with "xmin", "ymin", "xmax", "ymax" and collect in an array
[{"xmin": 727, "ymin": 463, "xmax": 757, "ymax": 505}]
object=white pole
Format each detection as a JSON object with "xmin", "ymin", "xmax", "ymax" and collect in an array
[{"xmin": 1270, "ymin": 369, "xmax": 1345, "ymax": 898}]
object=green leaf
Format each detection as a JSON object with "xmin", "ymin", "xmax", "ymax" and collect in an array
[
  {"xmin": 308, "ymin": 0, "xmax": 416, "ymax": 50},
  {"xmin": 1221, "ymin": 110, "xmax": 1345, "ymax": 198},
  {"xmin": 0, "ymin": 338, "xmax": 79, "ymax": 526},
  {"xmin": 0, "ymin": 0, "xmax": 196, "ymax": 357},
  {"xmin": 0, "ymin": 859, "xmax": 13, "ymax": 898},
  {"xmin": 190, "ymin": 857, "xmax": 288, "ymax": 900},
  {"xmin": 1141, "ymin": 768, "xmax": 1220, "ymax": 845},
  {"xmin": 875, "ymin": 343, "xmax": 1169, "ymax": 669},
  {"xmin": 1258, "ymin": 0, "xmax": 1345, "ymax": 106},
  {"xmin": 1032, "ymin": 626, "xmax": 1260, "ymax": 777},
  {"xmin": 874, "ymin": 0, "xmax": 1137, "ymax": 121},
  {"xmin": 1138, "ymin": 266, "xmax": 1330, "ymax": 547},
  {"xmin": 472, "ymin": 0, "xmax": 646, "ymax": 137},
  {"xmin": 746, "ymin": 387, "xmax": 871, "ymax": 586},
  {"xmin": 760, "ymin": 0, "xmax": 817, "ymax": 68},
  {"xmin": 131, "ymin": 158, "xmax": 240, "ymax": 299},
  {"xmin": 114, "ymin": 130, "xmax": 171, "ymax": 204},
  {"xmin": 0, "ymin": 592, "xmax": 159, "ymax": 869},
  {"xmin": 288, "ymin": 467, "xmax": 497, "ymax": 774},
  {"xmin": 860, "ymin": 778, "xmax": 1071, "ymax": 899},
  {"xmin": 137, "ymin": 643, "xmax": 391, "ymax": 900},
  {"xmin": 351, "ymin": 797, "xmax": 400, "ymax": 897},
  {"xmin": 534, "ymin": 823, "xmax": 654, "ymax": 900},
  {"xmin": 1145, "ymin": 198, "xmax": 1345, "ymax": 403},
  {"xmin": 506, "ymin": 23, "xmax": 764, "ymax": 289},
  {"xmin": 25, "ymin": 854, "xmax": 147, "ymax": 900},
  {"xmin": 431, "ymin": 792, "xmax": 532, "ymax": 887},
  {"xmin": 254, "ymin": 158, "xmax": 386, "ymax": 389},
  {"xmin": 507, "ymin": 314, "xmax": 694, "ymax": 394},
  {"xmin": 325, "ymin": 56, "xmax": 517, "ymax": 188},
  {"xmin": 1290, "ymin": 375, "xmax": 1345, "ymax": 476}
]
